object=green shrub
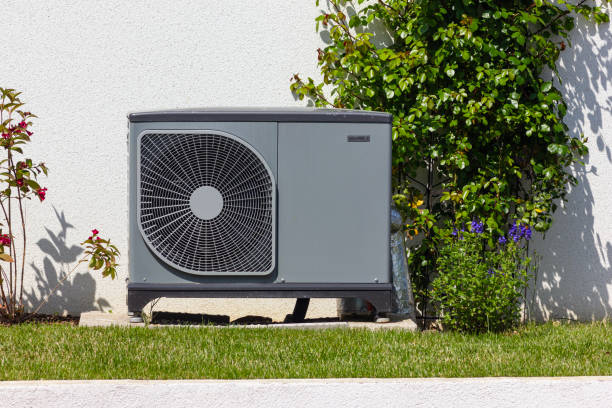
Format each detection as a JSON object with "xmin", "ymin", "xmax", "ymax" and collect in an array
[
  {"xmin": 291, "ymin": 0, "xmax": 609, "ymax": 316},
  {"xmin": 431, "ymin": 220, "xmax": 530, "ymax": 332}
]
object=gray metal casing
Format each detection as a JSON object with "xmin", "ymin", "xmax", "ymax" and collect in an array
[{"xmin": 128, "ymin": 108, "xmax": 391, "ymax": 287}]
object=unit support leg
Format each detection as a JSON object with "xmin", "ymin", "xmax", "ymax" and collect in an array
[{"xmin": 285, "ymin": 298, "xmax": 310, "ymax": 323}]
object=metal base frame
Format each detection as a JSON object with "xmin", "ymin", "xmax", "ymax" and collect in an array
[{"xmin": 127, "ymin": 282, "xmax": 393, "ymax": 316}]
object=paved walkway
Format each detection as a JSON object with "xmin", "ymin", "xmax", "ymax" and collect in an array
[{"xmin": 1, "ymin": 378, "xmax": 610, "ymax": 407}]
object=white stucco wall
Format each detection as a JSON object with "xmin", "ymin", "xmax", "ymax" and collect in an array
[
  {"xmin": 1, "ymin": 1, "xmax": 611, "ymax": 320},
  {"xmin": 530, "ymin": 12, "xmax": 612, "ymax": 321}
]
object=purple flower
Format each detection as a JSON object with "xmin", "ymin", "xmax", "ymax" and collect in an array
[
  {"xmin": 509, "ymin": 222, "xmax": 520, "ymax": 242},
  {"xmin": 452, "ymin": 228, "xmax": 458, "ymax": 236},
  {"xmin": 498, "ymin": 236, "xmax": 507, "ymax": 245},
  {"xmin": 471, "ymin": 219, "xmax": 484, "ymax": 234},
  {"xmin": 487, "ymin": 268, "xmax": 495, "ymax": 277},
  {"xmin": 522, "ymin": 225, "xmax": 532, "ymax": 241},
  {"xmin": 508, "ymin": 220, "xmax": 532, "ymax": 242}
]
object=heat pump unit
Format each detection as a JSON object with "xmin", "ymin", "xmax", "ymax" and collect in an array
[{"xmin": 127, "ymin": 108, "xmax": 392, "ymax": 320}]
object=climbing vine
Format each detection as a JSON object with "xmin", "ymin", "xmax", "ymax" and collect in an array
[{"xmin": 291, "ymin": 0, "xmax": 609, "ymax": 315}]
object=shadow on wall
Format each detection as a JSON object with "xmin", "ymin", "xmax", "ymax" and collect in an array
[
  {"xmin": 23, "ymin": 208, "xmax": 110, "ymax": 315},
  {"xmin": 529, "ymin": 16, "xmax": 612, "ymax": 321}
]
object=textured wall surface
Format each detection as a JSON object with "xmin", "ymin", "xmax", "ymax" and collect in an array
[
  {"xmin": 529, "ymin": 12, "xmax": 612, "ymax": 321},
  {"xmin": 0, "ymin": 0, "xmax": 334, "ymax": 318},
  {"xmin": 0, "ymin": 1, "xmax": 611, "ymax": 320}
]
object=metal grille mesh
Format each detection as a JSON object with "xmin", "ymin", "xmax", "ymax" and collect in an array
[{"xmin": 138, "ymin": 132, "xmax": 274, "ymax": 274}]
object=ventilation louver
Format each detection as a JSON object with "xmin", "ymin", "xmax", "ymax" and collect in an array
[{"xmin": 137, "ymin": 131, "xmax": 275, "ymax": 275}]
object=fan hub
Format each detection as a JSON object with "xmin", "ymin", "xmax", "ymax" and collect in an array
[{"xmin": 190, "ymin": 186, "xmax": 224, "ymax": 220}]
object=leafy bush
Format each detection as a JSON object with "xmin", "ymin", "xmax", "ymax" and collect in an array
[
  {"xmin": 0, "ymin": 88, "xmax": 119, "ymax": 322},
  {"xmin": 431, "ymin": 220, "xmax": 530, "ymax": 332},
  {"xmin": 291, "ymin": 0, "xmax": 609, "ymax": 315}
]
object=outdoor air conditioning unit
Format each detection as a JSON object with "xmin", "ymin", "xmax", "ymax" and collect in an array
[{"xmin": 127, "ymin": 108, "xmax": 393, "ymax": 321}]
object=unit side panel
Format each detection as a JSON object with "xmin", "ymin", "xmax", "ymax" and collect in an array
[{"xmin": 278, "ymin": 122, "xmax": 391, "ymax": 284}]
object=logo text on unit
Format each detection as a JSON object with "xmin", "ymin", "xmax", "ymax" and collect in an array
[{"xmin": 347, "ymin": 135, "xmax": 370, "ymax": 142}]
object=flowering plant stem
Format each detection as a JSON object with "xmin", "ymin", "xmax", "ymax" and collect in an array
[
  {"xmin": 0, "ymin": 88, "xmax": 118, "ymax": 322},
  {"xmin": 0, "ymin": 89, "xmax": 48, "ymax": 320}
]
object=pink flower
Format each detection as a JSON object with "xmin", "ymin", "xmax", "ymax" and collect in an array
[
  {"xmin": 1, "ymin": 133, "xmax": 9, "ymax": 140},
  {"xmin": 0, "ymin": 234, "xmax": 11, "ymax": 246},
  {"xmin": 91, "ymin": 229, "xmax": 99, "ymax": 235},
  {"xmin": 96, "ymin": 237, "xmax": 102, "ymax": 241},
  {"xmin": 36, "ymin": 187, "xmax": 47, "ymax": 201},
  {"xmin": 18, "ymin": 121, "xmax": 27, "ymax": 128},
  {"xmin": 15, "ymin": 179, "xmax": 23, "ymax": 187},
  {"xmin": 88, "ymin": 236, "xmax": 92, "ymax": 240}
]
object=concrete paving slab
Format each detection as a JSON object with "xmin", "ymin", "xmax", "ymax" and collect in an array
[
  {"xmin": 79, "ymin": 312, "xmax": 130, "ymax": 327},
  {"xmin": 1, "ymin": 378, "xmax": 611, "ymax": 408},
  {"xmin": 78, "ymin": 311, "xmax": 418, "ymax": 330},
  {"xmin": 347, "ymin": 318, "xmax": 418, "ymax": 331}
]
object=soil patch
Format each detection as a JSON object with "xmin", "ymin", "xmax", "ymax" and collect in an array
[{"xmin": 0, "ymin": 314, "xmax": 79, "ymax": 326}]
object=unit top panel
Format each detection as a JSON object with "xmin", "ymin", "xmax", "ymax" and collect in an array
[{"xmin": 128, "ymin": 107, "xmax": 392, "ymax": 124}]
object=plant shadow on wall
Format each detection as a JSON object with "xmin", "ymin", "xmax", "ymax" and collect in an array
[
  {"xmin": 23, "ymin": 208, "xmax": 111, "ymax": 315},
  {"xmin": 530, "ymin": 15, "xmax": 612, "ymax": 321}
]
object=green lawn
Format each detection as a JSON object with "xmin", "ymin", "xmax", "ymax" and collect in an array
[{"xmin": 1, "ymin": 322, "xmax": 611, "ymax": 379}]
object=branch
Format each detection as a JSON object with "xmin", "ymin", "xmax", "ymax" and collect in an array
[
  {"xmin": 406, "ymin": 175, "xmax": 428, "ymax": 190},
  {"xmin": 531, "ymin": 0, "xmax": 589, "ymax": 38},
  {"xmin": 16, "ymin": 184, "xmax": 26, "ymax": 306},
  {"xmin": 432, "ymin": 178, "xmax": 451, "ymax": 189},
  {"xmin": 293, "ymin": 75, "xmax": 336, "ymax": 107},
  {"xmin": 378, "ymin": 0, "xmax": 404, "ymax": 16},
  {"xmin": 0, "ymin": 265, "xmax": 9, "ymax": 314},
  {"xmin": 327, "ymin": 1, "xmax": 380, "ymax": 60},
  {"xmin": 329, "ymin": 1, "xmax": 357, "ymax": 41}
]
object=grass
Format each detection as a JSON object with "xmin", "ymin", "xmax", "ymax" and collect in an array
[{"xmin": 0, "ymin": 322, "xmax": 611, "ymax": 379}]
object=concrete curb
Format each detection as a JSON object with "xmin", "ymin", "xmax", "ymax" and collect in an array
[{"xmin": 1, "ymin": 377, "xmax": 611, "ymax": 408}]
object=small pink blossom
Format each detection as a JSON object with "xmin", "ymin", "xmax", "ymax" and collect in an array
[
  {"xmin": 36, "ymin": 187, "xmax": 47, "ymax": 201},
  {"xmin": 0, "ymin": 234, "xmax": 10, "ymax": 246},
  {"xmin": 91, "ymin": 229, "xmax": 99, "ymax": 235},
  {"xmin": 15, "ymin": 179, "xmax": 23, "ymax": 187}
]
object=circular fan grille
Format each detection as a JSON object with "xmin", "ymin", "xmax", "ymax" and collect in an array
[{"xmin": 138, "ymin": 131, "xmax": 275, "ymax": 274}]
